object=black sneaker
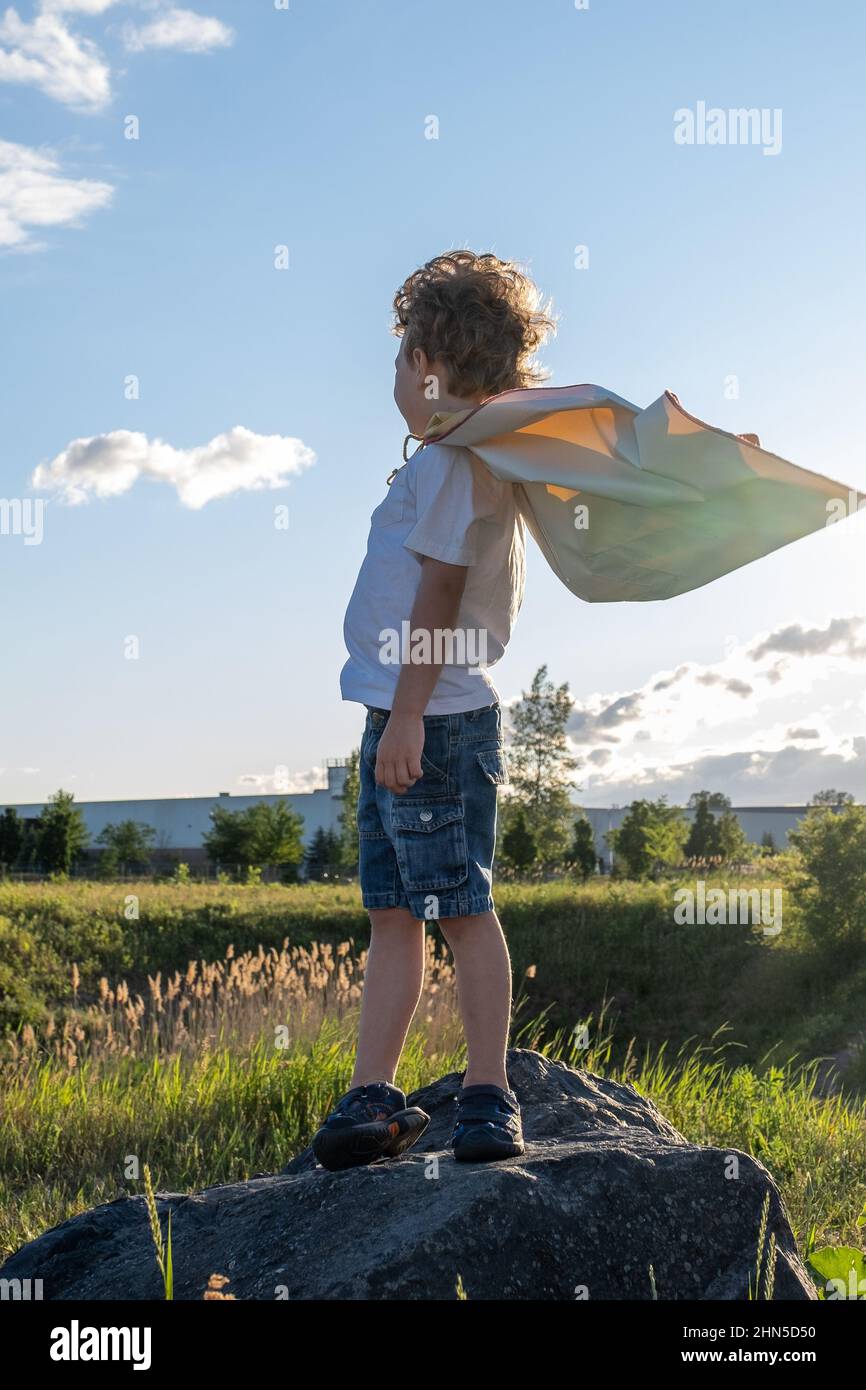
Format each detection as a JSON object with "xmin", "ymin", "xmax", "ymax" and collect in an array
[
  {"xmin": 451, "ymin": 1084, "xmax": 525, "ymax": 1162},
  {"xmin": 311, "ymin": 1081, "xmax": 430, "ymax": 1172}
]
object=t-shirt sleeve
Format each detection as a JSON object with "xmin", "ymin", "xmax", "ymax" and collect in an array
[{"xmin": 402, "ymin": 444, "xmax": 502, "ymax": 566}]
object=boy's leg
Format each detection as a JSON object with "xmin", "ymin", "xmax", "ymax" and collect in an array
[
  {"xmin": 351, "ymin": 907, "xmax": 426, "ymax": 1086},
  {"xmin": 310, "ymin": 713, "xmax": 433, "ymax": 1171},
  {"xmin": 437, "ymin": 909, "xmax": 512, "ymax": 1090},
  {"xmin": 311, "ymin": 908, "xmax": 430, "ymax": 1170}
]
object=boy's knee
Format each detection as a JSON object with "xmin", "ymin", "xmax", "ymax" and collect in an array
[
  {"xmin": 437, "ymin": 910, "xmax": 496, "ymax": 943},
  {"xmin": 369, "ymin": 907, "xmax": 422, "ymax": 932}
]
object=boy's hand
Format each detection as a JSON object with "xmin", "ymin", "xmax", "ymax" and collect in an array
[
  {"xmin": 375, "ymin": 712, "xmax": 425, "ymax": 794},
  {"xmin": 374, "ymin": 557, "xmax": 467, "ymax": 793}
]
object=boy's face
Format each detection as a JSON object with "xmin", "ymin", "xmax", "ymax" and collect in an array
[
  {"xmin": 393, "ymin": 335, "xmax": 430, "ymax": 435},
  {"xmin": 393, "ymin": 333, "xmax": 480, "ymax": 435}
]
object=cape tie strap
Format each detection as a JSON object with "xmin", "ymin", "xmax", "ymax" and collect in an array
[{"xmin": 402, "ymin": 431, "xmax": 425, "ymax": 463}]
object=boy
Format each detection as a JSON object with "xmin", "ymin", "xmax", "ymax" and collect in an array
[{"xmin": 313, "ymin": 251, "xmax": 554, "ymax": 1171}]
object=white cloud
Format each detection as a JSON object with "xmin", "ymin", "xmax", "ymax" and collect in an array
[
  {"xmin": 550, "ymin": 615, "xmax": 866, "ymax": 804},
  {"xmin": 32, "ymin": 425, "xmax": 316, "ymax": 509},
  {"xmin": 0, "ymin": 7, "xmax": 111, "ymax": 111},
  {"xmin": 123, "ymin": 7, "xmax": 233, "ymax": 53},
  {"xmin": 0, "ymin": 6, "xmax": 234, "ymax": 110},
  {"xmin": 0, "ymin": 139, "xmax": 113, "ymax": 249},
  {"xmin": 567, "ymin": 617, "xmax": 866, "ymax": 749},
  {"xmin": 578, "ymin": 742, "xmax": 866, "ymax": 808},
  {"xmin": 238, "ymin": 768, "xmax": 326, "ymax": 795},
  {"xmin": 39, "ymin": 2, "xmax": 121, "ymax": 13},
  {"xmin": 748, "ymin": 616, "xmax": 866, "ymax": 663}
]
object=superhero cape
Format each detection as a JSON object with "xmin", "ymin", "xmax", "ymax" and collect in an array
[{"xmin": 412, "ymin": 384, "xmax": 861, "ymax": 602}]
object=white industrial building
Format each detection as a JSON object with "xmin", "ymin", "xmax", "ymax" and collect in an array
[
  {"xmin": 3, "ymin": 761, "xmax": 826, "ymax": 869},
  {"xmin": 6, "ymin": 762, "xmax": 350, "ymax": 867}
]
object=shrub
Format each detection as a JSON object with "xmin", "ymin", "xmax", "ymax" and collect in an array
[
  {"xmin": 0, "ymin": 916, "xmax": 66, "ymax": 1029},
  {"xmin": 568, "ymin": 815, "xmax": 597, "ymax": 881},
  {"xmin": 608, "ymin": 798, "xmax": 688, "ymax": 879},
  {"xmin": 786, "ymin": 805, "xmax": 866, "ymax": 958},
  {"xmin": 501, "ymin": 809, "xmax": 538, "ymax": 872}
]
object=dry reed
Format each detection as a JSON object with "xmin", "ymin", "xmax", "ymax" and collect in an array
[{"xmin": 4, "ymin": 936, "xmax": 461, "ymax": 1068}]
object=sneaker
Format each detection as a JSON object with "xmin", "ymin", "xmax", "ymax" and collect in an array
[
  {"xmin": 451, "ymin": 1084, "xmax": 525, "ymax": 1162},
  {"xmin": 311, "ymin": 1081, "xmax": 430, "ymax": 1172}
]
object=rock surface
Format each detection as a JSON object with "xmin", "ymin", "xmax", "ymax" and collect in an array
[{"xmin": 3, "ymin": 1049, "xmax": 815, "ymax": 1300}]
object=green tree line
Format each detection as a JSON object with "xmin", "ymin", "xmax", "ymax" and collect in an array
[{"xmin": 1, "ymin": 694, "xmax": 858, "ymax": 884}]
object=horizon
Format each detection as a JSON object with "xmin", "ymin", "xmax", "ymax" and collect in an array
[{"xmin": 5, "ymin": 788, "xmax": 860, "ymax": 814}]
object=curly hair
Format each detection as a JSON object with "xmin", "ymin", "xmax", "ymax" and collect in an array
[{"xmin": 392, "ymin": 250, "xmax": 555, "ymax": 399}]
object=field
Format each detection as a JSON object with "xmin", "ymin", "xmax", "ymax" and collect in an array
[{"xmin": 1, "ymin": 876, "xmax": 865, "ymax": 1271}]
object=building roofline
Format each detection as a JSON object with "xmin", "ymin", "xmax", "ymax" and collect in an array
[{"xmin": 2, "ymin": 790, "xmax": 328, "ymax": 812}]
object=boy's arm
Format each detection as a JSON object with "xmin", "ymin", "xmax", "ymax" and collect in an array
[{"xmin": 375, "ymin": 556, "xmax": 467, "ymax": 794}]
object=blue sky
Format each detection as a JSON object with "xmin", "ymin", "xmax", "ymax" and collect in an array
[{"xmin": 2, "ymin": 0, "xmax": 865, "ymax": 808}]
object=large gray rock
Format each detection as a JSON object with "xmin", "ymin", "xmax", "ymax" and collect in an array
[{"xmin": 2, "ymin": 1050, "xmax": 815, "ymax": 1300}]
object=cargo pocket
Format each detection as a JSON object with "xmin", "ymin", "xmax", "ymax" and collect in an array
[
  {"xmin": 476, "ymin": 746, "xmax": 510, "ymax": 786},
  {"xmin": 390, "ymin": 797, "xmax": 468, "ymax": 891}
]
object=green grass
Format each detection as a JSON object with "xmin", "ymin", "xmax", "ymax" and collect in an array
[
  {"xmin": 3, "ymin": 875, "xmax": 864, "ymax": 1067},
  {"xmin": 501, "ymin": 878, "xmax": 866, "ymax": 1065},
  {"xmin": 0, "ymin": 878, "xmax": 369, "ymax": 1029},
  {"xmin": 0, "ymin": 1021, "xmax": 455, "ymax": 1261}
]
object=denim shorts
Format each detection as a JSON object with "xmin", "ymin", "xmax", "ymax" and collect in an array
[{"xmin": 357, "ymin": 702, "xmax": 509, "ymax": 920}]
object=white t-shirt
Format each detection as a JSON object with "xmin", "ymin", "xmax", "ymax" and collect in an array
[{"xmin": 340, "ymin": 442, "xmax": 525, "ymax": 714}]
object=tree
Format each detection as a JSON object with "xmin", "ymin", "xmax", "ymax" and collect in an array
[
  {"xmin": 36, "ymin": 790, "xmax": 90, "ymax": 874},
  {"xmin": 97, "ymin": 844, "xmax": 120, "ymax": 880},
  {"xmin": 685, "ymin": 793, "xmax": 717, "ymax": 859},
  {"xmin": 97, "ymin": 820, "xmax": 156, "ymax": 872},
  {"xmin": 202, "ymin": 804, "xmax": 249, "ymax": 868},
  {"xmin": 305, "ymin": 826, "xmax": 342, "ymax": 881},
  {"xmin": 568, "ymin": 815, "xmax": 597, "ymax": 881},
  {"xmin": 787, "ymin": 804, "xmax": 866, "ymax": 957},
  {"xmin": 246, "ymin": 803, "xmax": 305, "ymax": 876},
  {"xmin": 687, "ymin": 790, "xmax": 731, "ymax": 812},
  {"xmin": 714, "ymin": 810, "xmax": 750, "ymax": 863},
  {"xmin": 608, "ymin": 798, "xmax": 687, "ymax": 879},
  {"xmin": 507, "ymin": 665, "xmax": 578, "ymax": 861},
  {"xmin": 501, "ymin": 809, "xmax": 538, "ymax": 873},
  {"xmin": 337, "ymin": 750, "xmax": 360, "ymax": 873},
  {"xmin": 809, "ymin": 789, "xmax": 855, "ymax": 807},
  {"xmin": 0, "ymin": 807, "xmax": 24, "ymax": 870},
  {"xmin": 202, "ymin": 801, "xmax": 305, "ymax": 880},
  {"xmin": 685, "ymin": 791, "xmax": 750, "ymax": 863},
  {"xmin": 18, "ymin": 820, "xmax": 39, "ymax": 871},
  {"xmin": 761, "ymin": 830, "xmax": 777, "ymax": 854}
]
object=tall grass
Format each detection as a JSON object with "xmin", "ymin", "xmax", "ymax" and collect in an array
[
  {"xmin": 0, "ymin": 934, "xmax": 464, "ymax": 1260},
  {"xmin": 4, "ymin": 936, "xmax": 460, "ymax": 1064},
  {"xmin": 7, "ymin": 875, "xmax": 865, "ymax": 1068}
]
